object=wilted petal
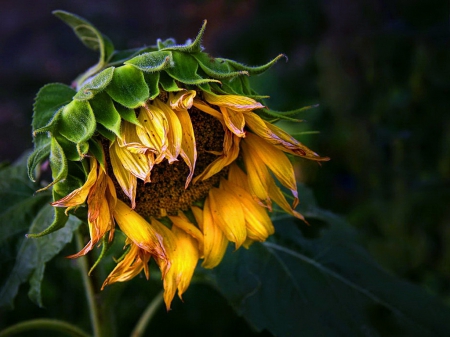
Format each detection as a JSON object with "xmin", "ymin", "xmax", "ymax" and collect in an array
[
  {"xmin": 137, "ymin": 104, "xmax": 168, "ymax": 159},
  {"xmin": 244, "ymin": 132, "xmax": 299, "ymax": 207},
  {"xmin": 204, "ymin": 92, "xmax": 264, "ymax": 111},
  {"xmin": 52, "ymin": 157, "xmax": 98, "ymax": 209},
  {"xmin": 244, "ymin": 111, "xmax": 329, "ymax": 161},
  {"xmin": 154, "ymin": 99, "xmax": 182, "ymax": 163},
  {"xmin": 170, "ymin": 90, "xmax": 196, "ymax": 110},
  {"xmin": 208, "ymin": 186, "xmax": 246, "ymax": 248},
  {"xmin": 201, "ymin": 198, "xmax": 228, "ymax": 269},
  {"xmin": 220, "ymin": 106, "xmax": 246, "ymax": 137},
  {"xmin": 113, "ymin": 199, "xmax": 167, "ymax": 261},
  {"xmin": 169, "ymin": 212, "xmax": 204, "ymax": 256}
]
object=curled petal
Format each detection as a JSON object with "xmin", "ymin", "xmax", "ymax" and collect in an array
[
  {"xmin": 220, "ymin": 106, "xmax": 246, "ymax": 137},
  {"xmin": 154, "ymin": 99, "xmax": 182, "ymax": 163},
  {"xmin": 174, "ymin": 107, "xmax": 197, "ymax": 188},
  {"xmin": 169, "ymin": 212, "xmax": 204, "ymax": 256},
  {"xmin": 203, "ymin": 92, "xmax": 264, "ymax": 111},
  {"xmin": 170, "ymin": 90, "xmax": 197, "ymax": 110}
]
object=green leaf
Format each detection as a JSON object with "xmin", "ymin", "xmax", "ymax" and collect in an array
[
  {"xmin": 159, "ymin": 71, "xmax": 182, "ymax": 92},
  {"xmin": 0, "ymin": 204, "xmax": 80, "ymax": 308},
  {"xmin": 165, "ymin": 51, "xmax": 221, "ymax": 85},
  {"xmin": 143, "ymin": 72, "xmax": 161, "ymax": 100},
  {"xmin": 161, "ymin": 20, "xmax": 206, "ymax": 53},
  {"xmin": 115, "ymin": 103, "xmax": 141, "ymax": 126},
  {"xmin": 73, "ymin": 67, "xmax": 115, "ymax": 100},
  {"xmin": 220, "ymin": 53, "xmax": 287, "ymax": 75},
  {"xmin": 53, "ymin": 10, "xmax": 114, "ymax": 87},
  {"xmin": 37, "ymin": 137, "xmax": 68, "ymax": 192},
  {"xmin": 88, "ymin": 139, "xmax": 105, "ymax": 168},
  {"xmin": 259, "ymin": 105, "xmax": 318, "ymax": 122},
  {"xmin": 29, "ymin": 83, "xmax": 76, "ymax": 181},
  {"xmin": 59, "ymin": 100, "xmax": 96, "ymax": 145},
  {"xmin": 105, "ymin": 65, "xmax": 149, "ymax": 108},
  {"xmin": 89, "ymin": 92, "xmax": 121, "ymax": 137},
  {"xmin": 125, "ymin": 51, "xmax": 173, "ymax": 72},
  {"xmin": 193, "ymin": 53, "xmax": 248, "ymax": 79},
  {"xmin": 206, "ymin": 186, "xmax": 450, "ymax": 336}
]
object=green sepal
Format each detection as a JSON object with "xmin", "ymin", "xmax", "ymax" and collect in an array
[
  {"xmin": 108, "ymin": 46, "xmax": 156, "ymax": 66},
  {"xmin": 88, "ymin": 139, "xmax": 105, "ymax": 169},
  {"xmin": 55, "ymin": 132, "xmax": 84, "ymax": 161},
  {"xmin": 29, "ymin": 83, "xmax": 76, "ymax": 181},
  {"xmin": 88, "ymin": 235, "xmax": 114, "ymax": 275},
  {"xmin": 97, "ymin": 124, "xmax": 116, "ymax": 141},
  {"xmin": 159, "ymin": 71, "xmax": 182, "ymax": 92},
  {"xmin": 36, "ymin": 137, "xmax": 68, "ymax": 192},
  {"xmin": 125, "ymin": 51, "xmax": 173, "ymax": 72},
  {"xmin": 105, "ymin": 65, "xmax": 149, "ymax": 108},
  {"xmin": 53, "ymin": 10, "xmax": 114, "ymax": 87},
  {"xmin": 143, "ymin": 72, "xmax": 161, "ymax": 100},
  {"xmin": 193, "ymin": 53, "xmax": 249, "ymax": 79},
  {"xmin": 26, "ymin": 189, "xmax": 69, "ymax": 238},
  {"xmin": 259, "ymin": 105, "xmax": 318, "ymax": 122},
  {"xmin": 157, "ymin": 38, "xmax": 176, "ymax": 50},
  {"xmin": 59, "ymin": 100, "xmax": 96, "ymax": 146},
  {"xmin": 115, "ymin": 103, "xmax": 141, "ymax": 126},
  {"xmin": 219, "ymin": 54, "xmax": 287, "ymax": 75},
  {"xmin": 74, "ymin": 67, "xmax": 115, "ymax": 101},
  {"xmin": 89, "ymin": 92, "xmax": 122, "ymax": 137},
  {"xmin": 161, "ymin": 20, "xmax": 206, "ymax": 53},
  {"xmin": 165, "ymin": 51, "xmax": 221, "ymax": 85}
]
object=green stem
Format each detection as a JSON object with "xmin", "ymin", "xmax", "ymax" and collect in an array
[
  {"xmin": 130, "ymin": 291, "xmax": 164, "ymax": 337},
  {"xmin": 0, "ymin": 319, "xmax": 90, "ymax": 337},
  {"xmin": 76, "ymin": 231, "xmax": 102, "ymax": 337}
]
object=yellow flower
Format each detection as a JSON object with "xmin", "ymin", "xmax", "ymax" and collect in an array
[{"xmin": 52, "ymin": 91, "xmax": 327, "ymax": 309}]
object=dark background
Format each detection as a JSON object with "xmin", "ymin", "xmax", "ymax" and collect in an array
[{"xmin": 1, "ymin": 0, "xmax": 449, "ymax": 335}]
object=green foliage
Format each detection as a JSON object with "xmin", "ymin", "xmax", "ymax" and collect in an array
[
  {"xmin": 205, "ymin": 186, "xmax": 450, "ymax": 336},
  {"xmin": 74, "ymin": 67, "xmax": 115, "ymax": 101}
]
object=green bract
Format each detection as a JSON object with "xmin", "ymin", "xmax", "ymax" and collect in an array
[{"xmin": 27, "ymin": 10, "xmax": 298, "ymax": 236}]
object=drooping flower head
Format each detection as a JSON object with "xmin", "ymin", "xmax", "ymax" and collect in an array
[{"xmin": 28, "ymin": 11, "xmax": 329, "ymax": 309}]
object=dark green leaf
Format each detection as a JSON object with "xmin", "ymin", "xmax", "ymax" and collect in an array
[
  {"xmin": 105, "ymin": 65, "xmax": 149, "ymax": 108},
  {"xmin": 125, "ymin": 51, "xmax": 173, "ymax": 72},
  {"xmin": 89, "ymin": 92, "xmax": 121, "ymax": 137},
  {"xmin": 73, "ymin": 67, "xmax": 115, "ymax": 100},
  {"xmin": 159, "ymin": 71, "xmax": 182, "ymax": 92},
  {"xmin": 37, "ymin": 137, "xmax": 68, "ymax": 191},
  {"xmin": 59, "ymin": 100, "xmax": 96, "ymax": 145},
  {"xmin": 144, "ymin": 72, "xmax": 161, "ymax": 100},
  {"xmin": 115, "ymin": 103, "xmax": 141, "ymax": 126},
  {"xmin": 206, "ymin": 186, "xmax": 450, "ymax": 336}
]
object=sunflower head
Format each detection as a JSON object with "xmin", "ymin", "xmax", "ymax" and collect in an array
[{"xmin": 28, "ymin": 11, "xmax": 329, "ymax": 309}]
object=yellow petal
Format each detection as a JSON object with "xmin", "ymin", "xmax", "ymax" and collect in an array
[
  {"xmin": 244, "ymin": 132, "xmax": 299, "ymax": 207},
  {"xmin": 241, "ymin": 139, "xmax": 272, "ymax": 209},
  {"xmin": 170, "ymin": 90, "xmax": 196, "ymax": 110},
  {"xmin": 201, "ymin": 198, "xmax": 228, "ymax": 269},
  {"xmin": 208, "ymin": 186, "xmax": 246, "ymax": 248},
  {"xmin": 244, "ymin": 111, "xmax": 329, "ymax": 161},
  {"xmin": 169, "ymin": 212, "xmax": 204, "ymax": 256},
  {"xmin": 171, "ymin": 226, "xmax": 199, "ymax": 299},
  {"xmin": 113, "ymin": 200, "xmax": 167, "ymax": 261},
  {"xmin": 173, "ymin": 107, "xmax": 197, "ymax": 188},
  {"xmin": 221, "ymin": 179, "xmax": 274, "ymax": 242},
  {"xmin": 101, "ymin": 243, "xmax": 149, "ymax": 289},
  {"xmin": 220, "ymin": 106, "xmax": 246, "ymax": 137},
  {"xmin": 51, "ymin": 157, "xmax": 98, "ymax": 208},
  {"xmin": 227, "ymin": 163, "xmax": 250, "ymax": 190},
  {"xmin": 110, "ymin": 141, "xmax": 138, "ymax": 208},
  {"xmin": 191, "ymin": 206, "xmax": 204, "ymax": 232},
  {"xmin": 137, "ymin": 104, "xmax": 168, "ymax": 157},
  {"xmin": 268, "ymin": 175, "xmax": 306, "ymax": 222},
  {"xmin": 154, "ymin": 99, "xmax": 182, "ymax": 163},
  {"xmin": 204, "ymin": 92, "xmax": 264, "ymax": 111}
]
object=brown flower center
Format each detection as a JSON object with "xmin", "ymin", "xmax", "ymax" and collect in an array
[{"xmin": 110, "ymin": 105, "xmax": 226, "ymax": 218}]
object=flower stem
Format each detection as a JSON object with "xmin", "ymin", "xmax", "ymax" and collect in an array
[
  {"xmin": 76, "ymin": 230, "xmax": 102, "ymax": 337},
  {"xmin": 0, "ymin": 319, "xmax": 90, "ymax": 337},
  {"xmin": 130, "ymin": 290, "xmax": 164, "ymax": 337}
]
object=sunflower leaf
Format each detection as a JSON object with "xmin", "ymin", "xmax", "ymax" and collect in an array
[
  {"xmin": 193, "ymin": 53, "xmax": 248, "ymax": 80},
  {"xmin": 105, "ymin": 65, "xmax": 149, "ymax": 108},
  {"xmin": 220, "ymin": 54, "xmax": 287, "ymax": 75},
  {"xmin": 161, "ymin": 20, "xmax": 206, "ymax": 53},
  {"xmin": 206, "ymin": 185, "xmax": 450, "ymax": 336},
  {"xmin": 125, "ymin": 51, "xmax": 173, "ymax": 72},
  {"xmin": 89, "ymin": 91, "xmax": 122, "ymax": 137},
  {"xmin": 74, "ymin": 67, "xmax": 115, "ymax": 101},
  {"xmin": 59, "ymin": 100, "xmax": 96, "ymax": 145},
  {"xmin": 165, "ymin": 52, "xmax": 221, "ymax": 85}
]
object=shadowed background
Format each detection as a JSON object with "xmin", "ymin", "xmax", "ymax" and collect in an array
[{"xmin": 1, "ymin": 0, "xmax": 449, "ymax": 335}]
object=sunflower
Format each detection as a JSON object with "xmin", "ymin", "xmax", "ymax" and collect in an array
[{"xmin": 28, "ymin": 12, "xmax": 329, "ymax": 309}]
